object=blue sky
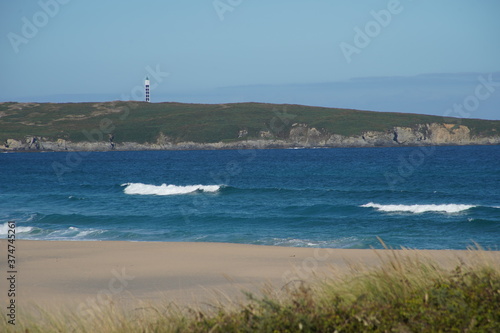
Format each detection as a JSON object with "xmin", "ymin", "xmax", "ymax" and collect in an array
[{"xmin": 1, "ymin": 0, "xmax": 499, "ymax": 119}]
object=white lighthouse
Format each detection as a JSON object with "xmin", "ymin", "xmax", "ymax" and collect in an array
[{"xmin": 145, "ymin": 76, "xmax": 150, "ymax": 102}]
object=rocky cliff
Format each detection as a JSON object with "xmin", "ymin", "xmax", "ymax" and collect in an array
[{"xmin": 2, "ymin": 122, "xmax": 498, "ymax": 152}]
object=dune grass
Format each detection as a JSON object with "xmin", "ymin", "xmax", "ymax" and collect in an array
[{"xmin": 3, "ymin": 248, "xmax": 499, "ymax": 332}]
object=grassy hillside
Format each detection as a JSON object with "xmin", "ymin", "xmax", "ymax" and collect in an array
[{"xmin": 1, "ymin": 101, "xmax": 499, "ymax": 144}]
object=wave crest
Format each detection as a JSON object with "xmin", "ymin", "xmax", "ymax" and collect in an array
[
  {"xmin": 361, "ymin": 202, "xmax": 475, "ymax": 213},
  {"xmin": 0, "ymin": 222, "xmax": 33, "ymax": 235},
  {"xmin": 122, "ymin": 183, "xmax": 221, "ymax": 196}
]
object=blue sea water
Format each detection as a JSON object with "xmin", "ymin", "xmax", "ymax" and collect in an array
[{"xmin": 1, "ymin": 145, "xmax": 499, "ymax": 250}]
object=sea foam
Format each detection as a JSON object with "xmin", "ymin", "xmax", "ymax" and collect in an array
[
  {"xmin": 361, "ymin": 202, "xmax": 475, "ymax": 213},
  {"xmin": 122, "ymin": 183, "xmax": 221, "ymax": 196},
  {"xmin": 0, "ymin": 222, "xmax": 33, "ymax": 235}
]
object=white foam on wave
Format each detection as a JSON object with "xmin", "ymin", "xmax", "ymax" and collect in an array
[
  {"xmin": 269, "ymin": 236, "xmax": 360, "ymax": 248},
  {"xmin": 361, "ymin": 202, "xmax": 475, "ymax": 213},
  {"xmin": 0, "ymin": 222, "xmax": 33, "ymax": 235},
  {"xmin": 52, "ymin": 226, "xmax": 100, "ymax": 239},
  {"xmin": 122, "ymin": 183, "xmax": 221, "ymax": 196}
]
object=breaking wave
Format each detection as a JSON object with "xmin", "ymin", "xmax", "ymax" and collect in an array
[
  {"xmin": 122, "ymin": 183, "xmax": 222, "ymax": 196},
  {"xmin": 0, "ymin": 222, "xmax": 33, "ymax": 235},
  {"xmin": 361, "ymin": 203, "xmax": 476, "ymax": 214}
]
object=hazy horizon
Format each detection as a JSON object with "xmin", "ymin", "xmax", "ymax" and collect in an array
[
  {"xmin": 1, "ymin": 0, "xmax": 499, "ymax": 119},
  {"xmin": 6, "ymin": 72, "xmax": 500, "ymax": 121}
]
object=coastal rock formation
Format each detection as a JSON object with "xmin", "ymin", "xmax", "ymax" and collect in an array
[
  {"xmin": 4, "ymin": 139, "xmax": 24, "ymax": 149},
  {"xmin": 1, "ymin": 122, "xmax": 499, "ymax": 152},
  {"xmin": 392, "ymin": 123, "xmax": 484, "ymax": 145},
  {"xmin": 427, "ymin": 123, "xmax": 471, "ymax": 144},
  {"xmin": 155, "ymin": 132, "xmax": 174, "ymax": 149},
  {"xmin": 392, "ymin": 126, "xmax": 426, "ymax": 144},
  {"xmin": 325, "ymin": 134, "xmax": 365, "ymax": 147},
  {"xmin": 2, "ymin": 101, "xmax": 499, "ymax": 152},
  {"xmin": 289, "ymin": 124, "xmax": 329, "ymax": 146},
  {"xmin": 361, "ymin": 131, "xmax": 394, "ymax": 146}
]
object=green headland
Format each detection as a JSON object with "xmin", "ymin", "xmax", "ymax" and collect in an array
[{"xmin": 1, "ymin": 101, "xmax": 499, "ymax": 151}]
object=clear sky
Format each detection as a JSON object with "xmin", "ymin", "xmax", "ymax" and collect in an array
[{"xmin": 1, "ymin": 0, "xmax": 499, "ymax": 119}]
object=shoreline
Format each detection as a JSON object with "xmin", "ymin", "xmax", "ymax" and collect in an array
[
  {"xmin": 3, "ymin": 240, "xmax": 499, "ymax": 311},
  {"xmin": 2, "ymin": 142, "xmax": 499, "ymax": 154}
]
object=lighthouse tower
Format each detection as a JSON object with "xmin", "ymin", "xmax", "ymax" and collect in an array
[{"xmin": 145, "ymin": 77, "xmax": 150, "ymax": 102}]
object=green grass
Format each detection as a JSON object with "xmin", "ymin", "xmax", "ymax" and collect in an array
[
  {"xmin": 3, "ymin": 248, "xmax": 499, "ymax": 332},
  {"xmin": 1, "ymin": 101, "xmax": 499, "ymax": 144}
]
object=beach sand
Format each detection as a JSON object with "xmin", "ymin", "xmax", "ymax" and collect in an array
[{"xmin": 2, "ymin": 240, "xmax": 498, "ymax": 312}]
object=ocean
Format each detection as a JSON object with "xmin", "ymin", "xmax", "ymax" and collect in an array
[{"xmin": 1, "ymin": 145, "xmax": 499, "ymax": 250}]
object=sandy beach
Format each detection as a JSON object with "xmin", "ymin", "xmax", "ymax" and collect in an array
[{"xmin": 2, "ymin": 240, "xmax": 499, "ymax": 312}]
